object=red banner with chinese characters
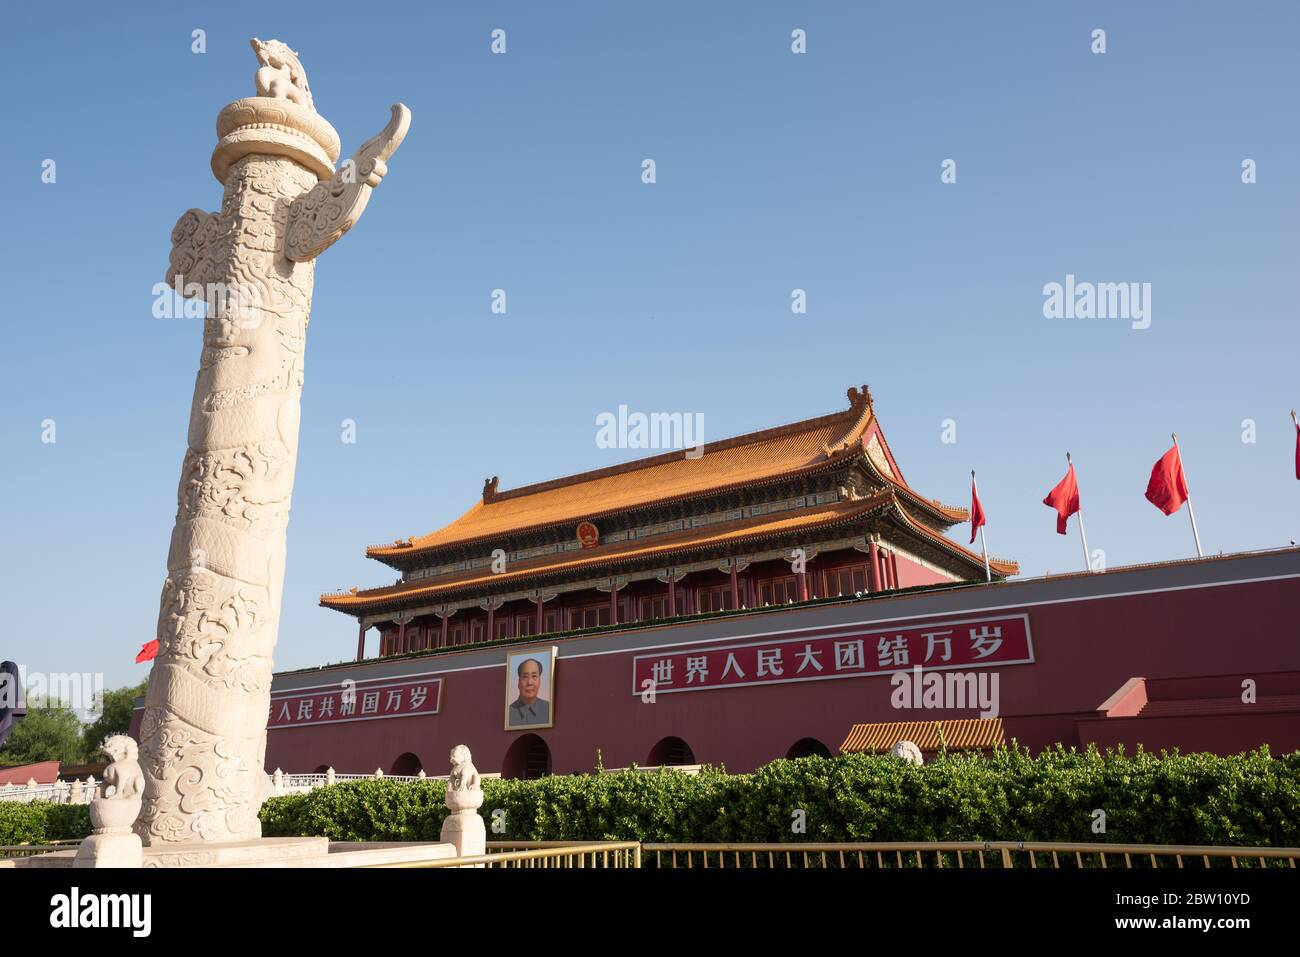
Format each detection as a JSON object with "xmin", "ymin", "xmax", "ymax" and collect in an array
[
  {"xmin": 269, "ymin": 675, "xmax": 443, "ymax": 728},
  {"xmin": 631, "ymin": 615, "xmax": 1032, "ymax": 695}
]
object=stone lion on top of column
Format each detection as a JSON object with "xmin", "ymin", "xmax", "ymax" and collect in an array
[{"xmin": 251, "ymin": 38, "xmax": 314, "ymax": 110}]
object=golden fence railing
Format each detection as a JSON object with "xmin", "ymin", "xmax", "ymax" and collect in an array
[
  {"xmin": 640, "ymin": 842, "xmax": 1300, "ymax": 869},
  {"xmin": 377, "ymin": 841, "xmax": 642, "ymax": 868},
  {"xmin": 0, "ymin": 839, "xmax": 84, "ymax": 859},
  {"xmin": 7, "ymin": 839, "xmax": 1294, "ymax": 869}
]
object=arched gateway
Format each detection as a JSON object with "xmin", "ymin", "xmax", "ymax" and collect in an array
[
  {"xmin": 648, "ymin": 736, "xmax": 696, "ymax": 767},
  {"xmin": 503, "ymin": 735, "xmax": 552, "ymax": 780}
]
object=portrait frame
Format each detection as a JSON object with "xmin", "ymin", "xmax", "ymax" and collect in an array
[{"xmin": 503, "ymin": 645, "xmax": 557, "ymax": 731}]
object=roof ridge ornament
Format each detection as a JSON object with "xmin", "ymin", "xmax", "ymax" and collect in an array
[
  {"xmin": 482, "ymin": 475, "xmax": 500, "ymax": 503},
  {"xmin": 823, "ymin": 384, "xmax": 875, "ymax": 456}
]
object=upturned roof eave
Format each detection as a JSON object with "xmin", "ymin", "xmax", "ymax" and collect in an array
[
  {"xmin": 322, "ymin": 489, "xmax": 1015, "ymax": 617},
  {"xmin": 324, "ymin": 492, "xmax": 900, "ymax": 615},
  {"xmin": 364, "ymin": 445, "xmax": 866, "ymax": 568}
]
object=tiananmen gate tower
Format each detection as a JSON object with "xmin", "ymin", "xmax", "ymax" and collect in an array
[
  {"xmin": 131, "ymin": 385, "xmax": 1300, "ymax": 778},
  {"xmin": 325, "ymin": 384, "xmax": 1016, "ymax": 650}
]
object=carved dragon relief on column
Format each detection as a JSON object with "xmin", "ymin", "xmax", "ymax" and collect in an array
[{"xmin": 137, "ymin": 39, "xmax": 410, "ymax": 845}]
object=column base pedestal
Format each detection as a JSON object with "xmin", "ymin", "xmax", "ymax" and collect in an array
[
  {"xmin": 9, "ymin": 836, "xmax": 459, "ymax": 869},
  {"xmin": 73, "ymin": 832, "xmax": 143, "ymax": 869},
  {"xmin": 440, "ymin": 810, "xmax": 486, "ymax": 863}
]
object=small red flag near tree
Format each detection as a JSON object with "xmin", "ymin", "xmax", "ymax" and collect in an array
[
  {"xmin": 1145, "ymin": 445, "xmax": 1189, "ymax": 515},
  {"xmin": 969, "ymin": 476, "xmax": 986, "ymax": 544},
  {"xmin": 1043, "ymin": 463, "xmax": 1081, "ymax": 535},
  {"xmin": 136, "ymin": 639, "xmax": 159, "ymax": 664}
]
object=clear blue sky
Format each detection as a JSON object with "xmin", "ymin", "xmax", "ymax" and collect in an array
[{"xmin": 2, "ymin": 1, "xmax": 1297, "ymax": 693}]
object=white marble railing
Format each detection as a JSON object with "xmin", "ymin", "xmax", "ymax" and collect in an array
[
  {"xmin": 0, "ymin": 764, "xmax": 697, "ymax": 804},
  {"xmin": 0, "ymin": 769, "xmax": 434, "ymax": 803},
  {"xmin": 600, "ymin": 764, "xmax": 704, "ymax": 775},
  {"xmin": 271, "ymin": 767, "xmax": 450, "ymax": 796},
  {"xmin": 269, "ymin": 764, "xmax": 695, "ymax": 797},
  {"xmin": 0, "ymin": 778, "xmax": 101, "ymax": 805}
]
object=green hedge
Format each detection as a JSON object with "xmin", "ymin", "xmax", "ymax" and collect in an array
[
  {"xmin": 0, "ymin": 801, "xmax": 89, "ymax": 845},
  {"xmin": 261, "ymin": 747, "xmax": 1300, "ymax": 847},
  {"xmin": 9, "ymin": 747, "xmax": 1299, "ymax": 848}
]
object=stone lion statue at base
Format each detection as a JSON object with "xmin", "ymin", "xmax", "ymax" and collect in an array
[
  {"xmin": 445, "ymin": 745, "xmax": 483, "ymax": 813},
  {"xmin": 100, "ymin": 735, "xmax": 144, "ymax": 800}
]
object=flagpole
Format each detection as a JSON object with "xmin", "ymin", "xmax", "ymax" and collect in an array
[
  {"xmin": 1068, "ymin": 452, "xmax": 1091, "ymax": 571},
  {"xmin": 972, "ymin": 470, "xmax": 990, "ymax": 581},
  {"xmin": 1172, "ymin": 432, "xmax": 1203, "ymax": 558}
]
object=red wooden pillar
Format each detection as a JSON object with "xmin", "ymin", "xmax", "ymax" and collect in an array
[
  {"xmin": 889, "ymin": 551, "xmax": 900, "ymax": 590},
  {"xmin": 535, "ymin": 596, "xmax": 545, "ymax": 634},
  {"xmin": 729, "ymin": 563, "xmax": 740, "ymax": 609},
  {"xmin": 798, "ymin": 570, "xmax": 809, "ymax": 602},
  {"xmin": 868, "ymin": 542, "xmax": 882, "ymax": 592},
  {"xmin": 486, "ymin": 605, "xmax": 495, "ymax": 641},
  {"xmin": 667, "ymin": 576, "xmax": 676, "ymax": 616},
  {"xmin": 356, "ymin": 622, "xmax": 366, "ymax": 661},
  {"xmin": 397, "ymin": 618, "xmax": 408, "ymax": 654},
  {"xmin": 439, "ymin": 613, "xmax": 449, "ymax": 648},
  {"xmin": 609, "ymin": 583, "xmax": 619, "ymax": 624}
]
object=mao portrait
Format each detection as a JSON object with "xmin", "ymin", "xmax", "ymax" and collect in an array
[{"xmin": 504, "ymin": 646, "xmax": 556, "ymax": 730}]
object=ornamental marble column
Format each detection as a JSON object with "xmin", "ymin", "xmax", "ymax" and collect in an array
[{"xmin": 136, "ymin": 39, "xmax": 410, "ymax": 847}]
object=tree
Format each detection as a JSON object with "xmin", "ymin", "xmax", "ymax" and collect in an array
[
  {"xmin": 80, "ymin": 679, "xmax": 148, "ymax": 758},
  {"xmin": 0, "ymin": 696, "xmax": 87, "ymax": 767}
]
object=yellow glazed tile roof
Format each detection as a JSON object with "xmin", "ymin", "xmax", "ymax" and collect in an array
[
  {"xmin": 370, "ymin": 387, "xmax": 880, "ymax": 558},
  {"xmin": 327, "ymin": 495, "xmax": 891, "ymax": 611},
  {"xmin": 324, "ymin": 486, "xmax": 1012, "ymax": 611}
]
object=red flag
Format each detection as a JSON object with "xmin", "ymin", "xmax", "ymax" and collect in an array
[
  {"xmin": 1294, "ymin": 420, "xmax": 1299, "ymax": 480},
  {"xmin": 135, "ymin": 640, "xmax": 159, "ymax": 664},
  {"xmin": 969, "ymin": 478, "xmax": 986, "ymax": 544},
  {"xmin": 1145, "ymin": 445, "xmax": 1189, "ymax": 516},
  {"xmin": 1043, "ymin": 464, "xmax": 1080, "ymax": 535}
]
